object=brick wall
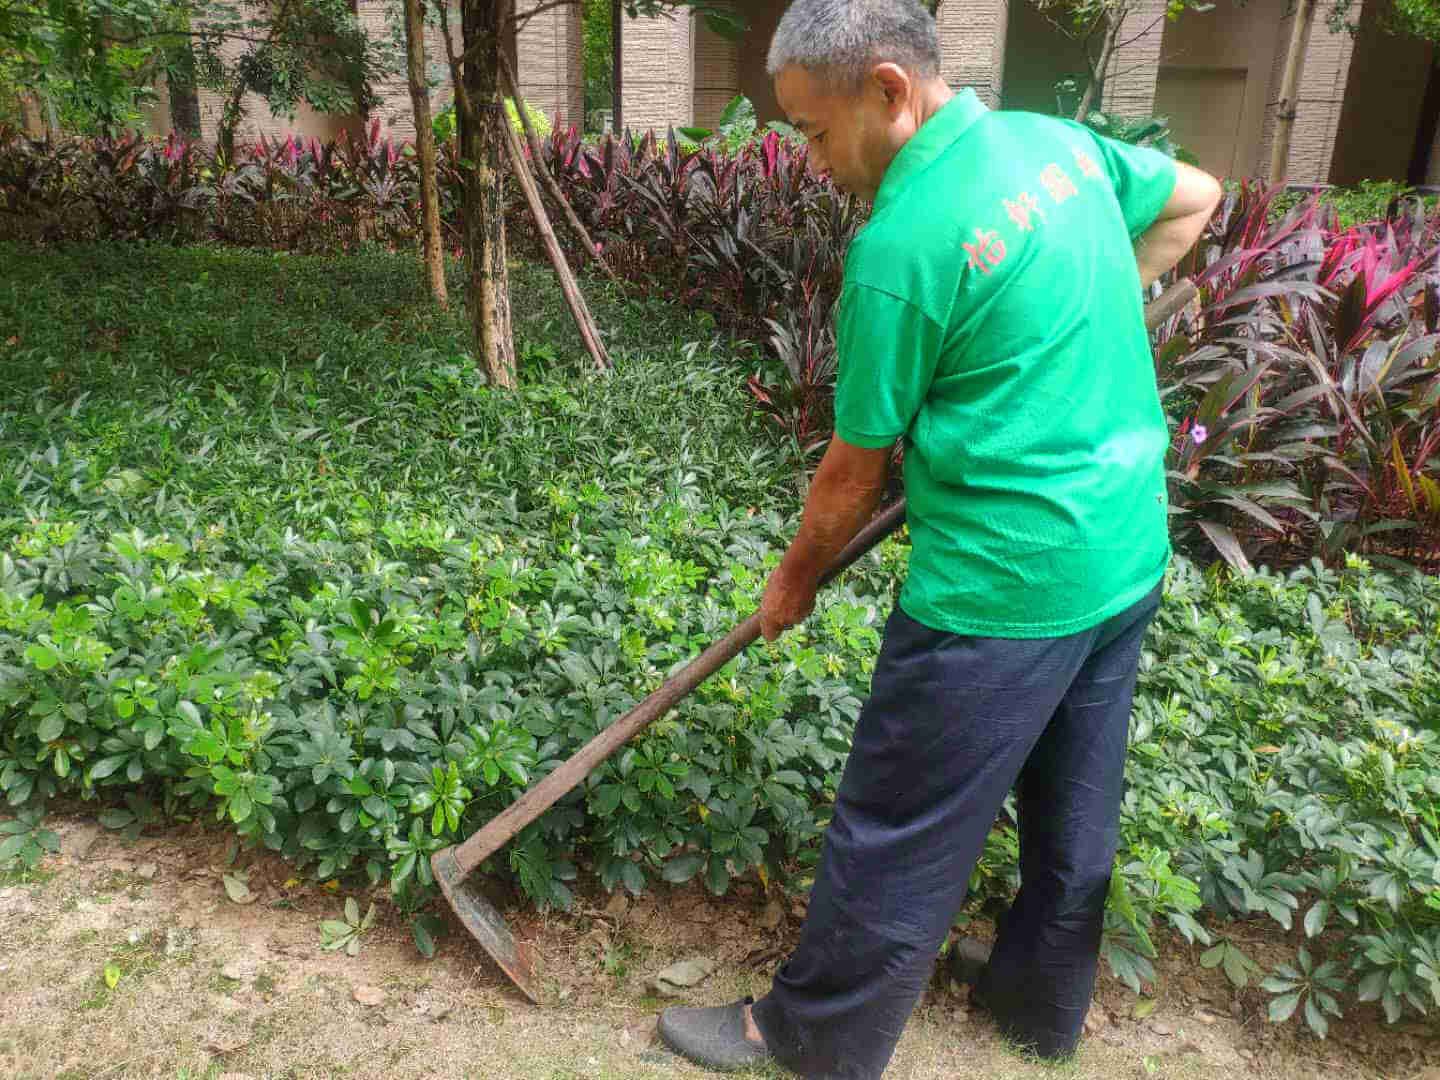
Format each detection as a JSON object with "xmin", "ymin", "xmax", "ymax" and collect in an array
[
  {"xmin": 621, "ymin": 10, "xmax": 694, "ymax": 132},
  {"xmin": 1328, "ymin": 0, "xmax": 1432, "ymax": 185},
  {"xmin": 514, "ymin": 0, "xmax": 584, "ymax": 128},
  {"xmin": 372, "ymin": 1, "xmax": 581, "ymax": 139},
  {"xmin": 1257, "ymin": 2, "xmax": 1358, "ymax": 184},
  {"xmin": 938, "ymin": 0, "xmax": 1008, "ymax": 106},
  {"xmin": 1101, "ymin": 0, "xmax": 1167, "ymax": 117},
  {"xmin": 185, "ymin": 1, "xmax": 579, "ymax": 147},
  {"xmin": 693, "ymin": 16, "xmax": 740, "ymax": 129}
]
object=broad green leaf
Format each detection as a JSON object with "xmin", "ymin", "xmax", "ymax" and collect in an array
[
  {"xmin": 90, "ymin": 755, "xmax": 128, "ymax": 780},
  {"xmin": 0, "ymin": 834, "xmax": 26, "ymax": 864},
  {"xmin": 35, "ymin": 713, "xmax": 65, "ymax": 743},
  {"xmin": 222, "ymin": 873, "xmax": 253, "ymax": 904},
  {"xmin": 25, "ymin": 643, "xmax": 59, "ymax": 671},
  {"xmin": 1268, "ymin": 990, "xmax": 1302, "ymax": 1022},
  {"xmin": 1304, "ymin": 996, "xmax": 1329, "ymax": 1038},
  {"xmin": 413, "ymin": 916, "xmax": 437, "ymax": 958},
  {"xmin": 98, "ymin": 809, "xmax": 135, "ymax": 830},
  {"xmin": 661, "ymin": 854, "xmax": 704, "ymax": 883},
  {"xmin": 229, "ymin": 789, "xmax": 253, "ymax": 823}
]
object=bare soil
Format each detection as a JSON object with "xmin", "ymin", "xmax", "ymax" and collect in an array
[{"xmin": 1, "ymin": 811, "xmax": 1436, "ymax": 1080}]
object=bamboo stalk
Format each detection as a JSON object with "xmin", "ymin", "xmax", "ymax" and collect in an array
[
  {"xmin": 497, "ymin": 100, "xmax": 612, "ymax": 371},
  {"xmin": 497, "ymin": 50, "xmax": 620, "ymax": 288}
]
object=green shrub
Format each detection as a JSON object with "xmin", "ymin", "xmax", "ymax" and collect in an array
[
  {"xmin": 1269, "ymin": 179, "xmax": 1439, "ymax": 228},
  {"xmin": 431, "ymin": 97, "xmax": 552, "ymax": 146},
  {"xmin": 3, "ymin": 245, "xmax": 1440, "ymax": 1044}
]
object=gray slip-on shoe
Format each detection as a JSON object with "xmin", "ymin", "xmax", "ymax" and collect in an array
[{"xmin": 657, "ymin": 995, "xmax": 772, "ymax": 1072}]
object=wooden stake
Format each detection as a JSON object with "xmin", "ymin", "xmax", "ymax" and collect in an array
[
  {"xmin": 498, "ymin": 101, "xmax": 612, "ymax": 371},
  {"xmin": 498, "ymin": 51, "xmax": 621, "ymax": 288}
]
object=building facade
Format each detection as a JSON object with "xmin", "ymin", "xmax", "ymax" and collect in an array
[{"xmin": 138, "ymin": 0, "xmax": 1439, "ymax": 187}]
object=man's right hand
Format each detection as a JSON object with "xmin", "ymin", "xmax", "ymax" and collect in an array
[{"xmin": 760, "ymin": 563, "xmax": 819, "ymax": 642}]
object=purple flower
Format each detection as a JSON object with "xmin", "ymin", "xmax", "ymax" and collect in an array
[{"xmin": 1191, "ymin": 425, "xmax": 1209, "ymax": 445}]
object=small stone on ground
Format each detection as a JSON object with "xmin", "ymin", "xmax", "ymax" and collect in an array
[
  {"xmin": 647, "ymin": 956, "xmax": 717, "ymax": 997},
  {"xmin": 353, "ymin": 985, "xmax": 386, "ymax": 1007}
]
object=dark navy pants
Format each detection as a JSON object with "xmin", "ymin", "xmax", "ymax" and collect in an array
[{"xmin": 750, "ymin": 584, "xmax": 1162, "ymax": 1079}]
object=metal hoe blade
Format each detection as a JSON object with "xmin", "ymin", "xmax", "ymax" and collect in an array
[{"xmin": 432, "ymin": 847, "xmax": 544, "ymax": 1005}]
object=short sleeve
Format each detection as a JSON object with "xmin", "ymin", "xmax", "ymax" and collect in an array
[
  {"xmin": 1085, "ymin": 131, "xmax": 1178, "ymax": 239},
  {"xmin": 833, "ymin": 283, "xmax": 945, "ymax": 448}
]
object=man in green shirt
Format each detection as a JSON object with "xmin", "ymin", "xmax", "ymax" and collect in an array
[{"xmin": 658, "ymin": 1, "xmax": 1221, "ymax": 1076}]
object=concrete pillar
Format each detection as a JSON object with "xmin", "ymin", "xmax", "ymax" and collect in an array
[
  {"xmin": 936, "ymin": 0, "xmax": 1008, "ymax": 108},
  {"xmin": 621, "ymin": 10, "xmax": 693, "ymax": 133},
  {"xmin": 1257, "ymin": 0, "xmax": 1359, "ymax": 184},
  {"xmin": 1101, "ymin": 0, "xmax": 1167, "ymax": 116}
]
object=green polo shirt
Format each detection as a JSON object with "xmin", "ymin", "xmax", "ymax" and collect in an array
[{"xmin": 835, "ymin": 90, "xmax": 1177, "ymax": 638}]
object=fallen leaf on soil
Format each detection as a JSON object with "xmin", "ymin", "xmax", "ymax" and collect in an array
[
  {"xmin": 760, "ymin": 899, "xmax": 785, "ymax": 929},
  {"xmin": 647, "ymin": 957, "xmax": 717, "ymax": 997},
  {"xmin": 353, "ymin": 985, "xmax": 386, "ymax": 1007},
  {"xmin": 206, "ymin": 1031, "xmax": 249, "ymax": 1053},
  {"xmin": 1083, "ymin": 1009, "xmax": 1109, "ymax": 1035},
  {"xmin": 135, "ymin": 862, "xmax": 157, "ymax": 880},
  {"xmin": 222, "ymin": 873, "xmax": 254, "ymax": 905},
  {"xmin": 620, "ymin": 1017, "xmax": 658, "ymax": 1049},
  {"xmin": 1149, "ymin": 1019, "xmax": 1176, "ymax": 1036},
  {"xmin": 221, "ymin": 959, "xmax": 257, "ymax": 981},
  {"xmin": 1132, "ymin": 997, "xmax": 1158, "ymax": 1020},
  {"xmin": 603, "ymin": 891, "xmax": 630, "ymax": 920}
]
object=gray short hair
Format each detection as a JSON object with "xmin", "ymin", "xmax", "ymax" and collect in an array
[{"xmin": 766, "ymin": 0, "xmax": 942, "ymax": 91}]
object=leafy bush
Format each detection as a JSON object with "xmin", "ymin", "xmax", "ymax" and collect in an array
[
  {"xmin": 1106, "ymin": 554, "xmax": 1440, "ymax": 1037},
  {"xmin": 1082, "ymin": 110, "xmax": 1197, "ymax": 165},
  {"xmin": 0, "ymin": 241, "xmax": 893, "ymax": 930},
  {"xmin": 430, "ymin": 97, "xmax": 552, "ymax": 146},
  {"xmin": 3, "ymin": 246, "xmax": 1440, "ymax": 1046},
  {"xmin": 1271, "ymin": 179, "xmax": 1440, "ymax": 230},
  {"xmin": 1158, "ymin": 181, "xmax": 1440, "ymax": 572}
]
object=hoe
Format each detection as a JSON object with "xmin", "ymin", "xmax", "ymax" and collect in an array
[{"xmin": 431, "ymin": 277, "xmax": 1199, "ymax": 1004}]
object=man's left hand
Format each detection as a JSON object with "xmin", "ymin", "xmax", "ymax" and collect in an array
[{"xmin": 760, "ymin": 564, "xmax": 818, "ymax": 642}]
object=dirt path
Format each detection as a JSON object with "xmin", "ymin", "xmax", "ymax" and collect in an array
[{"xmin": 1, "ymin": 812, "xmax": 1434, "ymax": 1080}]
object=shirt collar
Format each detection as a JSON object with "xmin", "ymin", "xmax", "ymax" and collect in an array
[{"xmin": 873, "ymin": 89, "xmax": 989, "ymax": 211}]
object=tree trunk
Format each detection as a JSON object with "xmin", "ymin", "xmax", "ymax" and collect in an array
[
  {"xmin": 168, "ymin": 39, "xmax": 202, "ymax": 138},
  {"xmin": 18, "ymin": 94, "xmax": 46, "ymax": 139},
  {"xmin": 1268, "ymin": 0, "xmax": 1316, "ymax": 187},
  {"xmin": 462, "ymin": 0, "xmax": 516, "ymax": 388},
  {"xmin": 1073, "ymin": 13, "xmax": 1121, "ymax": 125},
  {"xmin": 405, "ymin": 0, "xmax": 449, "ymax": 305}
]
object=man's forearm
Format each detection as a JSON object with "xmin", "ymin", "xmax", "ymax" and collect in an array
[
  {"xmin": 1135, "ymin": 210, "xmax": 1210, "ymax": 288},
  {"xmin": 780, "ymin": 451, "xmax": 887, "ymax": 587},
  {"xmin": 1135, "ymin": 162, "xmax": 1224, "ymax": 289}
]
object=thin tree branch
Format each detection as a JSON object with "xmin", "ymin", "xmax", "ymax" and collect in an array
[
  {"xmin": 1114, "ymin": 11, "xmax": 1168, "ymax": 49},
  {"xmin": 435, "ymin": 0, "xmax": 474, "ymax": 124},
  {"xmin": 507, "ymin": 0, "xmax": 580, "ymax": 34}
]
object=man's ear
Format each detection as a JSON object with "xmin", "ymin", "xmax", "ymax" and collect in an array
[{"xmin": 871, "ymin": 63, "xmax": 911, "ymax": 112}]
